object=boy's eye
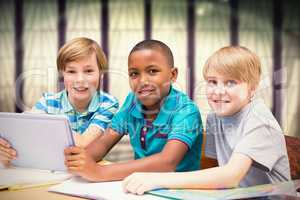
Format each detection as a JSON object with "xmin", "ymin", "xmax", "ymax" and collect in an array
[
  {"xmin": 129, "ymin": 71, "xmax": 138, "ymax": 78},
  {"xmin": 66, "ymin": 70, "xmax": 76, "ymax": 74},
  {"xmin": 86, "ymin": 69, "xmax": 94, "ymax": 73},
  {"xmin": 225, "ymin": 80, "xmax": 237, "ymax": 87},
  {"xmin": 149, "ymin": 69, "xmax": 159, "ymax": 75},
  {"xmin": 207, "ymin": 80, "xmax": 217, "ymax": 86}
]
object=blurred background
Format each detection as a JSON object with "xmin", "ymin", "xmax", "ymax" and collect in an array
[{"xmin": 0, "ymin": 0, "xmax": 299, "ymax": 161}]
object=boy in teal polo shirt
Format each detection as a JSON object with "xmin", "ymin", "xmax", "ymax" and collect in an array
[{"xmin": 64, "ymin": 40, "xmax": 203, "ymax": 181}]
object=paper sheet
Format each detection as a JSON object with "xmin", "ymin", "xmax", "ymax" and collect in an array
[
  {"xmin": 149, "ymin": 180, "xmax": 300, "ymax": 200},
  {"xmin": 49, "ymin": 177, "xmax": 165, "ymax": 200},
  {"xmin": 0, "ymin": 167, "xmax": 71, "ymax": 189}
]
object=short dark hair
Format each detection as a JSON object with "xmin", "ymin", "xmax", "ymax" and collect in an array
[{"xmin": 129, "ymin": 39, "xmax": 174, "ymax": 68}]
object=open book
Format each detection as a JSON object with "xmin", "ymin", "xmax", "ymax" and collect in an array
[{"xmin": 0, "ymin": 166, "xmax": 72, "ymax": 190}]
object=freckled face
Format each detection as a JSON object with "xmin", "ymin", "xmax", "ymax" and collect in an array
[{"xmin": 128, "ymin": 49, "xmax": 177, "ymax": 111}]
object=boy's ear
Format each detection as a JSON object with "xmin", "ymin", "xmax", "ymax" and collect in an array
[{"xmin": 171, "ymin": 67, "xmax": 178, "ymax": 82}]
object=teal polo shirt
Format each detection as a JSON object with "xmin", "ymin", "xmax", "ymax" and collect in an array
[{"xmin": 110, "ymin": 86, "xmax": 203, "ymax": 172}]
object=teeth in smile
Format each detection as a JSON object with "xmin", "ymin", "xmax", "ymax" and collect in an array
[{"xmin": 140, "ymin": 91, "xmax": 153, "ymax": 95}]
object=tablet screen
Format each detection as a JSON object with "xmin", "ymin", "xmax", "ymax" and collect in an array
[{"xmin": 0, "ymin": 112, "xmax": 74, "ymax": 171}]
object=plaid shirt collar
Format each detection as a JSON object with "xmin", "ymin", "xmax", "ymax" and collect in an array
[{"xmin": 61, "ymin": 90, "xmax": 99, "ymax": 113}]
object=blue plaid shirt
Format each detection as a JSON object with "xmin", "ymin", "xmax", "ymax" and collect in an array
[{"xmin": 32, "ymin": 90, "xmax": 119, "ymax": 134}]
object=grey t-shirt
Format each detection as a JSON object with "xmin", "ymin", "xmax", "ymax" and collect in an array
[{"xmin": 205, "ymin": 99, "xmax": 291, "ymax": 187}]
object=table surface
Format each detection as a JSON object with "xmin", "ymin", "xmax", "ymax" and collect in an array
[
  {"xmin": 1, "ymin": 180, "xmax": 299, "ymax": 200},
  {"xmin": 0, "ymin": 186, "xmax": 83, "ymax": 200}
]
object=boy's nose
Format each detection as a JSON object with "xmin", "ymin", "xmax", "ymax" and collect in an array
[
  {"xmin": 140, "ymin": 74, "xmax": 149, "ymax": 84},
  {"xmin": 214, "ymin": 84, "xmax": 226, "ymax": 95},
  {"xmin": 76, "ymin": 73, "xmax": 85, "ymax": 82}
]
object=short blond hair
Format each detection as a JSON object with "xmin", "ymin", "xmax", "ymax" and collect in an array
[
  {"xmin": 203, "ymin": 46, "xmax": 261, "ymax": 88},
  {"xmin": 57, "ymin": 37, "xmax": 107, "ymax": 72}
]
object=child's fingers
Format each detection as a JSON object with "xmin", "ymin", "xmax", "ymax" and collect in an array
[
  {"xmin": 0, "ymin": 152, "xmax": 15, "ymax": 162},
  {"xmin": 0, "ymin": 138, "xmax": 10, "ymax": 148},
  {"xmin": 64, "ymin": 146, "xmax": 82, "ymax": 155},
  {"xmin": 65, "ymin": 153, "xmax": 83, "ymax": 161},
  {"xmin": 65, "ymin": 161, "xmax": 85, "ymax": 172},
  {"xmin": 65, "ymin": 158, "xmax": 85, "ymax": 167},
  {"xmin": 122, "ymin": 174, "xmax": 134, "ymax": 190},
  {"xmin": 0, "ymin": 146, "xmax": 16, "ymax": 158},
  {"xmin": 124, "ymin": 179, "xmax": 143, "ymax": 195},
  {"xmin": 66, "ymin": 166, "xmax": 82, "ymax": 174},
  {"xmin": 136, "ymin": 184, "xmax": 147, "ymax": 195}
]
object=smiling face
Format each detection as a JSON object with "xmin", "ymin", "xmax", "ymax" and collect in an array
[
  {"xmin": 63, "ymin": 52, "xmax": 100, "ymax": 111},
  {"xmin": 205, "ymin": 69, "xmax": 254, "ymax": 117},
  {"xmin": 128, "ymin": 49, "xmax": 177, "ymax": 111},
  {"xmin": 203, "ymin": 46, "xmax": 261, "ymax": 117}
]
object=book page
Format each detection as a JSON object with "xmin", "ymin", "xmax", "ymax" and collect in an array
[
  {"xmin": 149, "ymin": 180, "xmax": 299, "ymax": 200},
  {"xmin": 49, "ymin": 177, "xmax": 165, "ymax": 200}
]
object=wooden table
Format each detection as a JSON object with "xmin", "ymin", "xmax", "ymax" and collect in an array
[{"xmin": 0, "ymin": 186, "xmax": 83, "ymax": 200}]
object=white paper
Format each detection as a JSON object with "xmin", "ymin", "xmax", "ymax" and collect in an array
[
  {"xmin": 149, "ymin": 180, "xmax": 300, "ymax": 200},
  {"xmin": 0, "ymin": 167, "xmax": 71, "ymax": 188},
  {"xmin": 49, "ymin": 177, "xmax": 165, "ymax": 200}
]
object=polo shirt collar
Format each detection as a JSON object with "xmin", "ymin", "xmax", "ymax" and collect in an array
[
  {"xmin": 130, "ymin": 95, "xmax": 144, "ymax": 119},
  {"xmin": 130, "ymin": 86, "xmax": 179, "ymax": 125},
  {"xmin": 87, "ymin": 91, "xmax": 100, "ymax": 112},
  {"xmin": 61, "ymin": 90, "xmax": 99, "ymax": 113},
  {"xmin": 153, "ymin": 86, "xmax": 178, "ymax": 126},
  {"xmin": 61, "ymin": 90, "xmax": 74, "ymax": 113}
]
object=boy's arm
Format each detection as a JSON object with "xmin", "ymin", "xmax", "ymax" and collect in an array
[
  {"xmin": 74, "ymin": 98, "xmax": 119, "ymax": 147},
  {"xmin": 123, "ymin": 152, "xmax": 252, "ymax": 194},
  {"xmin": 86, "ymin": 128, "xmax": 123, "ymax": 161},
  {"xmin": 73, "ymin": 126, "xmax": 104, "ymax": 148},
  {"xmin": 65, "ymin": 136, "xmax": 188, "ymax": 182}
]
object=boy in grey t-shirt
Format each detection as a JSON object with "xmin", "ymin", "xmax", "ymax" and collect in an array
[
  {"xmin": 205, "ymin": 98, "xmax": 290, "ymax": 187},
  {"xmin": 122, "ymin": 46, "xmax": 291, "ymax": 195}
]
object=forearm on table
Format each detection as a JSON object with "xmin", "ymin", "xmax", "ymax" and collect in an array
[
  {"xmin": 91, "ymin": 152, "xmax": 179, "ymax": 182},
  {"xmin": 151, "ymin": 153, "xmax": 252, "ymax": 189},
  {"xmin": 86, "ymin": 128, "xmax": 123, "ymax": 162},
  {"xmin": 155, "ymin": 165, "xmax": 243, "ymax": 189}
]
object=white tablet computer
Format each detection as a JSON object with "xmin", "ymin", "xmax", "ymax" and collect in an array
[{"xmin": 0, "ymin": 112, "xmax": 74, "ymax": 171}]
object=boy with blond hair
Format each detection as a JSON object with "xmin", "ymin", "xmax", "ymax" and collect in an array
[
  {"xmin": 0, "ymin": 37, "xmax": 118, "ymax": 165},
  {"xmin": 123, "ymin": 46, "xmax": 291, "ymax": 195}
]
